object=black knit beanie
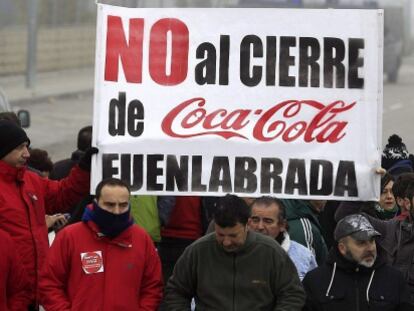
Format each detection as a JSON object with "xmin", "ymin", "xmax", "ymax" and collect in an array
[
  {"xmin": 382, "ymin": 134, "xmax": 409, "ymax": 170},
  {"xmin": 0, "ymin": 120, "xmax": 30, "ymax": 159}
]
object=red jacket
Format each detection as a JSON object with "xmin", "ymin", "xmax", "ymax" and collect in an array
[
  {"xmin": 0, "ymin": 160, "xmax": 90, "ymax": 303},
  {"xmin": 0, "ymin": 229, "xmax": 31, "ymax": 310},
  {"xmin": 39, "ymin": 221, "xmax": 163, "ymax": 311},
  {"xmin": 161, "ymin": 196, "xmax": 202, "ymax": 240}
]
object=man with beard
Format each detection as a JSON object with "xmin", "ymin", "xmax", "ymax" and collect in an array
[
  {"xmin": 163, "ymin": 194, "xmax": 305, "ymax": 310},
  {"xmin": 335, "ymin": 174, "xmax": 414, "ymax": 301},
  {"xmin": 302, "ymin": 214, "xmax": 412, "ymax": 311}
]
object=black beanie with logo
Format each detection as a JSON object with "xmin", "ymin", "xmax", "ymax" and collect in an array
[
  {"xmin": 381, "ymin": 134, "xmax": 409, "ymax": 170},
  {"xmin": 0, "ymin": 120, "xmax": 30, "ymax": 159}
]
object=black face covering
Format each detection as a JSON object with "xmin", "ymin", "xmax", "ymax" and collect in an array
[{"xmin": 89, "ymin": 201, "xmax": 133, "ymax": 238}]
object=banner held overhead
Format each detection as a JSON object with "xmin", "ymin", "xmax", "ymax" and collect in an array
[{"xmin": 92, "ymin": 4, "xmax": 383, "ymax": 200}]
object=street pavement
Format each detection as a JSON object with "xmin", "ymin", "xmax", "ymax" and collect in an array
[
  {"xmin": 0, "ymin": 68, "xmax": 94, "ymax": 161},
  {"xmin": 0, "ymin": 67, "xmax": 94, "ymax": 104}
]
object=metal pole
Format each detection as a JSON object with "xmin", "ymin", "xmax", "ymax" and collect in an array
[
  {"xmin": 50, "ymin": 0, "xmax": 58, "ymax": 26},
  {"xmin": 26, "ymin": 0, "xmax": 38, "ymax": 88},
  {"xmin": 405, "ymin": 0, "xmax": 412, "ymax": 54},
  {"xmin": 75, "ymin": 0, "xmax": 82, "ymax": 24}
]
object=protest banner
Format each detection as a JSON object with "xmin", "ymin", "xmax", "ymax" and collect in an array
[{"xmin": 92, "ymin": 4, "xmax": 383, "ymax": 200}]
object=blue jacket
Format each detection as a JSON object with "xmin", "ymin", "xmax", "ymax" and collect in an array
[{"xmin": 281, "ymin": 232, "xmax": 317, "ymax": 280}]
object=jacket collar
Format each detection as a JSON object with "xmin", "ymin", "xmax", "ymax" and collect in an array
[
  {"xmin": 396, "ymin": 210, "xmax": 413, "ymax": 222},
  {"xmin": 216, "ymin": 230, "xmax": 257, "ymax": 255},
  {"xmin": 326, "ymin": 244, "xmax": 385, "ymax": 273},
  {"xmin": 84, "ymin": 216, "xmax": 133, "ymax": 248},
  {"xmin": 279, "ymin": 231, "xmax": 291, "ymax": 252},
  {"xmin": 0, "ymin": 160, "xmax": 26, "ymax": 182}
]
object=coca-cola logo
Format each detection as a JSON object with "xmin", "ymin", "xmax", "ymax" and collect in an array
[{"xmin": 161, "ymin": 98, "xmax": 356, "ymax": 143}]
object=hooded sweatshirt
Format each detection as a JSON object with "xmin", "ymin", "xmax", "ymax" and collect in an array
[
  {"xmin": 283, "ymin": 199, "xmax": 328, "ymax": 265},
  {"xmin": 302, "ymin": 247, "xmax": 413, "ymax": 311}
]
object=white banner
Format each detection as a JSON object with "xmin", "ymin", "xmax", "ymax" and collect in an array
[{"xmin": 92, "ymin": 4, "xmax": 383, "ymax": 200}]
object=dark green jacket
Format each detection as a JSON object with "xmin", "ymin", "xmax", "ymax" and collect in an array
[
  {"xmin": 164, "ymin": 231, "xmax": 305, "ymax": 311},
  {"xmin": 283, "ymin": 199, "xmax": 328, "ymax": 265}
]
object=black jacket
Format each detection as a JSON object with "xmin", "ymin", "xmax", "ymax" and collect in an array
[
  {"xmin": 302, "ymin": 247, "xmax": 412, "ymax": 311},
  {"xmin": 335, "ymin": 203, "xmax": 414, "ymax": 300}
]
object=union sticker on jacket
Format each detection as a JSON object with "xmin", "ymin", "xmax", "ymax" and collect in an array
[{"xmin": 81, "ymin": 251, "xmax": 104, "ymax": 274}]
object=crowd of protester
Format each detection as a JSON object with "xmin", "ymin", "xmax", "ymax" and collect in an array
[{"xmin": 1, "ymin": 111, "xmax": 414, "ymax": 310}]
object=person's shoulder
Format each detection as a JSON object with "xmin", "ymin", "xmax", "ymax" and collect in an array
[
  {"xmin": 253, "ymin": 231, "xmax": 278, "ymax": 246},
  {"xmin": 179, "ymin": 232, "xmax": 217, "ymax": 253},
  {"xmin": 377, "ymin": 263, "xmax": 407, "ymax": 281},
  {"xmin": 50, "ymin": 222, "xmax": 89, "ymax": 247},
  {"xmin": 193, "ymin": 232, "xmax": 217, "ymax": 246},
  {"xmin": 302, "ymin": 262, "xmax": 328, "ymax": 282},
  {"xmin": 24, "ymin": 168, "xmax": 44, "ymax": 180},
  {"xmin": 250, "ymin": 232, "xmax": 286, "ymax": 254},
  {"xmin": 58, "ymin": 222, "xmax": 87, "ymax": 236},
  {"xmin": 24, "ymin": 168, "xmax": 53, "ymax": 187}
]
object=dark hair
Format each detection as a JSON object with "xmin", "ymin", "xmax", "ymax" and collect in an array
[
  {"xmin": 95, "ymin": 178, "xmax": 130, "ymax": 200},
  {"xmin": 392, "ymin": 173, "xmax": 414, "ymax": 200},
  {"xmin": 404, "ymin": 182, "xmax": 414, "ymax": 201},
  {"xmin": 410, "ymin": 154, "xmax": 414, "ymax": 170},
  {"xmin": 252, "ymin": 196, "xmax": 286, "ymax": 223},
  {"xmin": 358, "ymin": 201, "xmax": 379, "ymax": 218},
  {"xmin": 28, "ymin": 148, "xmax": 53, "ymax": 173},
  {"xmin": 214, "ymin": 194, "xmax": 250, "ymax": 227},
  {"xmin": 381, "ymin": 172, "xmax": 394, "ymax": 193},
  {"xmin": 77, "ymin": 126, "xmax": 92, "ymax": 151},
  {"xmin": 335, "ymin": 201, "xmax": 378, "ymax": 220}
]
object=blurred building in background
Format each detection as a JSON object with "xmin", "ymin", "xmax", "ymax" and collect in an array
[{"xmin": 0, "ymin": 0, "xmax": 412, "ymax": 81}]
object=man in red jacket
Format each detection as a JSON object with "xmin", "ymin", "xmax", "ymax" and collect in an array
[
  {"xmin": 0, "ymin": 120, "xmax": 93, "ymax": 310},
  {"xmin": 39, "ymin": 178, "xmax": 163, "ymax": 311}
]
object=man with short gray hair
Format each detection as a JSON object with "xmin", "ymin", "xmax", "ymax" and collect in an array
[
  {"xmin": 248, "ymin": 196, "xmax": 317, "ymax": 280},
  {"xmin": 302, "ymin": 214, "xmax": 412, "ymax": 311}
]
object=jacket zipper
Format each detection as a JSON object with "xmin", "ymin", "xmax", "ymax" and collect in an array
[
  {"xmin": 23, "ymin": 188, "xmax": 39, "ymax": 306},
  {"xmin": 354, "ymin": 269, "xmax": 360, "ymax": 311},
  {"xmin": 232, "ymin": 253, "xmax": 236, "ymax": 311}
]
